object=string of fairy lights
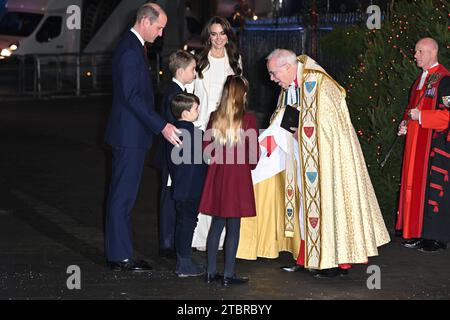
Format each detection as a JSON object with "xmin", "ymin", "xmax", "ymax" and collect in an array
[{"xmin": 341, "ymin": 0, "xmax": 448, "ymax": 178}]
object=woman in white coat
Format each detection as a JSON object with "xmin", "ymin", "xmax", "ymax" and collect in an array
[{"xmin": 190, "ymin": 16, "xmax": 242, "ymax": 250}]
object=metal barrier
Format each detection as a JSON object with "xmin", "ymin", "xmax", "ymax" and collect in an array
[
  {"xmin": 0, "ymin": 53, "xmax": 113, "ymax": 98},
  {"xmin": 0, "ymin": 51, "xmax": 163, "ymax": 99},
  {"xmin": 0, "ymin": 54, "xmax": 111, "ymax": 98}
]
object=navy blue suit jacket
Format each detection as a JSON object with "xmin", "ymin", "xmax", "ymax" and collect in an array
[
  {"xmin": 167, "ymin": 120, "xmax": 207, "ymax": 201},
  {"xmin": 151, "ymin": 81, "xmax": 183, "ymax": 169},
  {"xmin": 105, "ymin": 30, "xmax": 166, "ymax": 149},
  {"xmin": 161, "ymin": 80, "xmax": 183, "ymax": 123}
]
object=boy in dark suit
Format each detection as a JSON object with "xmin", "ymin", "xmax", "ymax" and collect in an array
[
  {"xmin": 158, "ymin": 50, "xmax": 196, "ymax": 258},
  {"xmin": 168, "ymin": 93, "xmax": 207, "ymax": 277}
]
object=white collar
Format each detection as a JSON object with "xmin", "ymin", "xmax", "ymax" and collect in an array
[
  {"xmin": 422, "ymin": 62, "xmax": 439, "ymax": 73},
  {"xmin": 172, "ymin": 78, "xmax": 186, "ymax": 91},
  {"xmin": 130, "ymin": 28, "xmax": 145, "ymax": 46}
]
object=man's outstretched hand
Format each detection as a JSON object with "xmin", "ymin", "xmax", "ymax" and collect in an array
[{"xmin": 162, "ymin": 123, "xmax": 182, "ymax": 147}]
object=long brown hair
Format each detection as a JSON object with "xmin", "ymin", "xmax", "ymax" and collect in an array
[
  {"xmin": 196, "ymin": 16, "xmax": 242, "ymax": 79},
  {"xmin": 212, "ymin": 75, "xmax": 249, "ymax": 146}
]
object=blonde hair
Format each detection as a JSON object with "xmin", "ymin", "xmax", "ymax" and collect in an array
[{"xmin": 212, "ymin": 75, "xmax": 249, "ymax": 146}]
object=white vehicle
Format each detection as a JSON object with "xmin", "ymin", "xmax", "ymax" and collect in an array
[
  {"xmin": 0, "ymin": 0, "xmax": 82, "ymax": 58},
  {"xmin": 0, "ymin": 0, "xmax": 147, "ymax": 59}
]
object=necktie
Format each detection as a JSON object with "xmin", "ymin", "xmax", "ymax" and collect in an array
[{"xmin": 143, "ymin": 44, "xmax": 148, "ymax": 58}]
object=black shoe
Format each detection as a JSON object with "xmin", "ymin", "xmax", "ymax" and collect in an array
[
  {"xmin": 176, "ymin": 263, "xmax": 205, "ymax": 278},
  {"xmin": 222, "ymin": 275, "xmax": 249, "ymax": 286},
  {"xmin": 402, "ymin": 238, "xmax": 425, "ymax": 249},
  {"xmin": 281, "ymin": 265, "xmax": 318, "ymax": 275},
  {"xmin": 107, "ymin": 258, "xmax": 152, "ymax": 272},
  {"xmin": 418, "ymin": 240, "xmax": 447, "ymax": 252},
  {"xmin": 281, "ymin": 265, "xmax": 302, "ymax": 272},
  {"xmin": 205, "ymin": 273, "xmax": 223, "ymax": 283},
  {"xmin": 313, "ymin": 268, "xmax": 349, "ymax": 278}
]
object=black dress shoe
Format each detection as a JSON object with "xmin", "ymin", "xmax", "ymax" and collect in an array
[
  {"xmin": 402, "ymin": 238, "xmax": 425, "ymax": 249},
  {"xmin": 418, "ymin": 240, "xmax": 447, "ymax": 252},
  {"xmin": 176, "ymin": 263, "xmax": 205, "ymax": 278},
  {"xmin": 222, "ymin": 275, "xmax": 249, "ymax": 286},
  {"xmin": 281, "ymin": 265, "xmax": 302, "ymax": 272},
  {"xmin": 108, "ymin": 259, "xmax": 152, "ymax": 272},
  {"xmin": 205, "ymin": 273, "xmax": 223, "ymax": 283},
  {"xmin": 313, "ymin": 268, "xmax": 349, "ymax": 278},
  {"xmin": 281, "ymin": 265, "xmax": 318, "ymax": 275}
]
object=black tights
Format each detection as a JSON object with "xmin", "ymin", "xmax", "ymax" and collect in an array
[{"xmin": 207, "ymin": 217, "xmax": 241, "ymax": 278}]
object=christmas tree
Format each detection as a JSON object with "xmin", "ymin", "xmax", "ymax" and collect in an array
[{"xmin": 345, "ymin": 0, "xmax": 449, "ymax": 222}]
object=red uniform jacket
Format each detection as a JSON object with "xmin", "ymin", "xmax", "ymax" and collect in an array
[{"xmin": 396, "ymin": 64, "xmax": 450, "ymax": 238}]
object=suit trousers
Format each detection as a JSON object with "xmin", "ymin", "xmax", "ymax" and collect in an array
[
  {"xmin": 105, "ymin": 146, "xmax": 147, "ymax": 262},
  {"xmin": 174, "ymin": 199, "xmax": 200, "ymax": 258},
  {"xmin": 159, "ymin": 164, "xmax": 176, "ymax": 251}
]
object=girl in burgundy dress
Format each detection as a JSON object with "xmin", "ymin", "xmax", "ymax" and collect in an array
[{"xmin": 199, "ymin": 75, "xmax": 259, "ymax": 286}]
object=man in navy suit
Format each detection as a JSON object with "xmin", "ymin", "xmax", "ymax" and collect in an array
[{"xmin": 104, "ymin": 3, "xmax": 181, "ymax": 272}]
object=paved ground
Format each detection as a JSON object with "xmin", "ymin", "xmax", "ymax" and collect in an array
[{"xmin": 0, "ymin": 96, "xmax": 449, "ymax": 300}]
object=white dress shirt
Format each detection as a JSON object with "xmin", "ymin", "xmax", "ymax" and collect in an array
[
  {"xmin": 172, "ymin": 78, "xmax": 186, "ymax": 92},
  {"xmin": 130, "ymin": 28, "xmax": 145, "ymax": 46},
  {"xmin": 417, "ymin": 62, "xmax": 439, "ymax": 90}
]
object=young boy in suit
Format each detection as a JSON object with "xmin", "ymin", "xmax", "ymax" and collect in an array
[
  {"xmin": 158, "ymin": 50, "xmax": 196, "ymax": 258},
  {"xmin": 168, "ymin": 93, "xmax": 207, "ymax": 277}
]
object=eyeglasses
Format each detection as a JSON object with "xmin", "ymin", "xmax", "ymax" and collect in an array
[{"xmin": 268, "ymin": 63, "xmax": 287, "ymax": 77}]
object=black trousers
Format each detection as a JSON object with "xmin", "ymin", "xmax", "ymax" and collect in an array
[
  {"xmin": 174, "ymin": 199, "xmax": 199, "ymax": 258},
  {"xmin": 423, "ymin": 133, "xmax": 450, "ymax": 243}
]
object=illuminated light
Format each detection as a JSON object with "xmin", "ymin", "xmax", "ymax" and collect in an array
[
  {"xmin": 86, "ymin": 71, "xmax": 92, "ymax": 77},
  {"xmin": 0, "ymin": 48, "xmax": 12, "ymax": 57},
  {"xmin": 253, "ymin": 15, "xmax": 258, "ymax": 21},
  {"xmin": 0, "ymin": 56, "xmax": 5, "ymax": 60},
  {"xmin": 9, "ymin": 44, "xmax": 18, "ymax": 51},
  {"xmin": 183, "ymin": 44, "xmax": 188, "ymax": 51},
  {"xmin": 159, "ymin": 70, "xmax": 163, "ymax": 75}
]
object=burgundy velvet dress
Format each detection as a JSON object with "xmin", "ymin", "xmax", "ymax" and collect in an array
[{"xmin": 199, "ymin": 112, "xmax": 259, "ymax": 218}]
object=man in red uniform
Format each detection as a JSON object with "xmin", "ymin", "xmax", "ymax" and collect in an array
[{"xmin": 397, "ymin": 37, "xmax": 450, "ymax": 252}]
